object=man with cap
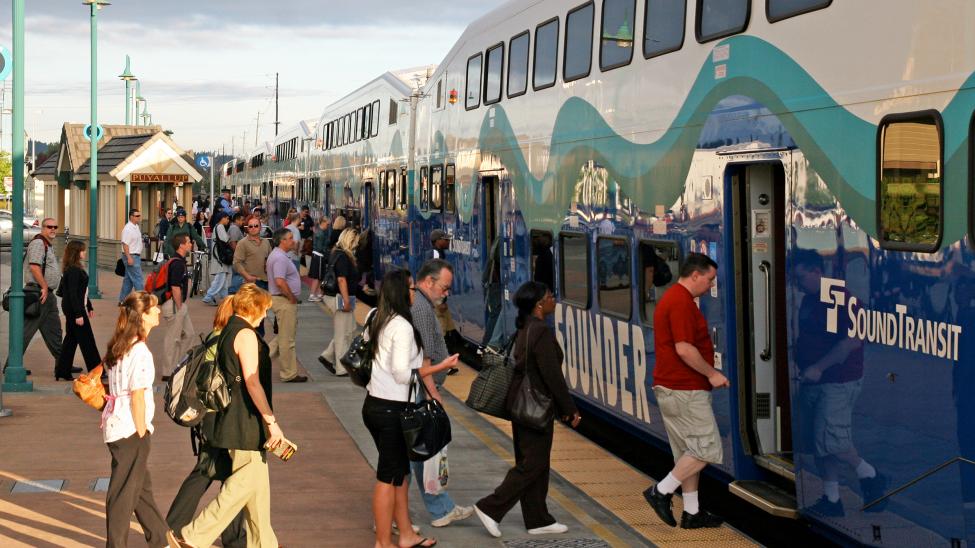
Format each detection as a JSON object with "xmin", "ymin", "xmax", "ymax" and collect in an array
[
  {"xmin": 429, "ymin": 229, "xmax": 460, "ymax": 375},
  {"xmin": 219, "ymin": 188, "xmax": 235, "ymax": 217},
  {"xmin": 164, "ymin": 208, "xmax": 207, "ymax": 258}
]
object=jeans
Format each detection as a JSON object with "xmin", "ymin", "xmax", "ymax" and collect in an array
[
  {"xmin": 410, "ymin": 383, "xmax": 456, "ymax": 520},
  {"xmin": 228, "ymin": 272, "xmax": 244, "ymax": 294},
  {"xmin": 203, "ymin": 271, "xmax": 229, "ymax": 303},
  {"xmin": 119, "ymin": 256, "xmax": 144, "ymax": 303}
]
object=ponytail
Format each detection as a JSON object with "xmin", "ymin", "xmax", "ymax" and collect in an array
[{"xmin": 213, "ymin": 294, "xmax": 235, "ymax": 330}]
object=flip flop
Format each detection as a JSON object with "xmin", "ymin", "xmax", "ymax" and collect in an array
[{"xmin": 409, "ymin": 538, "xmax": 437, "ymax": 548}]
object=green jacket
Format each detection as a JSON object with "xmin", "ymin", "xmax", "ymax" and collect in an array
[{"xmin": 164, "ymin": 220, "xmax": 207, "ymax": 256}]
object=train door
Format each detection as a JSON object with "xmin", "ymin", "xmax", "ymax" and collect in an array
[
  {"xmin": 732, "ymin": 162, "xmax": 792, "ymax": 471},
  {"xmin": 481, "ymin": 173, "xmax": 504, "ymax": 348},
  {"xmin": 362, "ymin": 181, "xmax": 374, "ymax": 229},
  {"xmin": 323, "ymin": 181, "xmax": 332, "ymax": 218}
]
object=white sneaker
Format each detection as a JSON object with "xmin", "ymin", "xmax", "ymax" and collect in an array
[
  {"xmin": 474, "ymin": 505, "xmax": 501, "ymax": 538},
  {"xmin": 308, "ymin": 294, "xmax": 323, "ymax": 302},
  {"xmin": 528, "ymin": 522, "xmax": 568, "ymax": 535},
  {"xmin": 431, "ymin": 504, "xmax": 473, "ymax": 527}
]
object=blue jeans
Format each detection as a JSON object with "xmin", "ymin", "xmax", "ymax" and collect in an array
[
  {"xmin": 203, "ymin": 271, "xmax": 229, "ymax": 303},
  {"xmin": 409, "ymin": 384, "xmax": 455, "ymax": 520},
  {"xmin": 119, "ymin": 256, "xmax": 144, "ymax": 302},
  {"xmin": 228, "ymin": 272, "xmax": 244, "ymax": 294}
]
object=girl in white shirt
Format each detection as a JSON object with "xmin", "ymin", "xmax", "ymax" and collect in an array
[
  {"xmin": 101, "ymin": 291, "xmax": 177, "ymax": 547},
  {"xmin": 363, "ymin": 268, "xmax": 458, "ymax": 548}
]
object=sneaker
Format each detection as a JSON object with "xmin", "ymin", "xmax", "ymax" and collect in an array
[
  {"xmin": 317, "ymin": 356, "xmax": 335, "ymax": 373},
  {"xmin": 643, "ymin": 485, "xmax": 676, "ymax": 527},
  {"xmin": 528, "ymin": 522, "xmax": 568, "ymax": 535},
  {"xmin": 860, "ymin": 473, "xmax": 889, "ymax": 512},
  {"xmin": 446, "ymin": 367, "xmax": 460, "ymax": 376},
  {"xmin": 474, "ymin": 505, "xmax": 501, "ymax": 538},
  {"xmin": 201, "ymin": 298, "xmax": 217, "ymax": 306},
  {"xmin": 808, "ymin": 495, "xmax": 845, "ymax": 517},
  {"xmin": 308, "ymin": 294, "xmax": 323, "ymax": 302},
  {"xmin": 680, "ymin": 510, "xmax": 724, "ymax": 529},
  {"xmin": 431, "ymin": 505, "xmax": 473, "ymax": 527}
]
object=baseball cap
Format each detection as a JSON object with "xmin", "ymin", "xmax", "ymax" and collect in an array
[
  {"xmin": 176, "ymin": 208, "xmax": 187, "ymax": 217},
  {"xmin": 430, "ymin": 229, "xmax": 451, "ymax": 243}
]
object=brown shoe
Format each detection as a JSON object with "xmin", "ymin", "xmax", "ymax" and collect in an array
[
  {"xmin": 166, "ymin": 529, "xmax": 192, "ymax": 547},
  {"xmin": 284, "ymin": 375, "xmax": 308, "ymax": 383}
]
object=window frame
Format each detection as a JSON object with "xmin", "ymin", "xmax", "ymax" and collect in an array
[
  {"xmin": 563, "ymin": 1, "xmax": 595, "ymax": 83},
  {"xmin": 507, "ymin": 31, "xmax": 530, "ymax": 99},
  {"xmin": 431, "ymin": 164, "xmax": 444, "ymax": 211},
  {"xmin": 399, "ymin": 167, "xmax": 408, "ymax": 210},
  {"xmin": 378, "ymin": 170, "xmax": 387, "ymax": 209},
  {"xmin": 420, "ymin": 165, "xmax": 430, "ymax": 210},
  {"xmin": 695, "ymin": 0, "xmax": 751, "ymax": 44},
  {"xmin": 558, "ymin": 230, "xmax": 591, "ymax": 309},
  {"xmin": 465, "ymin": 53, "xmax": 483, "ymax": 111},
  {"xmin": 372, "ymin": 100, "xmax": 381, "ymax": 136},
  {"xmin": 638, "ymin": 239, "xmax": 680, "ymax": 325},
  {"xmin": 483, "ymin": 42, "xmax": 505, "ymax": 106},
  {"xmin": 876, "ymin": 109, "xmax": 945, "ymax": 253},
  {"xmin": 599, "ymin": 0, "xmax": 636, "ymax": 72},
  {"xmin": 766, "ymin": 0, "xmax": 831, "ymax": 23},
  {"xmin": 596, "ymin": 235, "xmax": 632, "ymax": 319},
  {"xmin": 444, "ymin": 164, "xmax": 456, "ymax": 214},
  {"xmin": 533, "ymin": 17, "xmax": 560, "ymax": 91},
  {"xmin": 530, "ymin": 229, "xmax": 555, "ymax": 291}
]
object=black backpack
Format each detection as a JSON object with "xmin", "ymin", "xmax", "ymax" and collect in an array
[
  {"xmin": 214, "ymin": 232, "xmax": 234, "ymax": 266},
  {"xmin": 321, "ymin": 251, "xmax": 340, "ymax": 296},
  {"xmin": 164, "ymin": 331, "xmax": 232, "ymax": 427}
]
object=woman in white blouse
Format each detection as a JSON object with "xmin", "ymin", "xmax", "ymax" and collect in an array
[
  {"xmin": 363, "ymin": 268, "xmax": 459, "ymax": 548},
  {"xmin": 101, "ymin": 290, "xmax": 178, "ymax": 547}
]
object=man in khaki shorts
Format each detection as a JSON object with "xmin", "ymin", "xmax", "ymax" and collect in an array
[{"xmin": 643, "ymin": 252, "xmax": 728, "ymax": 529}]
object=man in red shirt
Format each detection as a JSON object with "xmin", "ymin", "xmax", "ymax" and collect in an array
[{"xmin": 643, "ymin": 252, "xmax": 728, "ymax": 529}]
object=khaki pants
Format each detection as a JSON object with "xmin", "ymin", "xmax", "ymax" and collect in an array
[
  {"xmin": 435, "ymin": 301, "xmax": 456, "ymax": 334},
  {"xmin": 268, "ymin": 296, "xmax": 298, "ymax": 381},
  {"xmin": 161, "ymin": 301, "xmax": 195, "ymax": 376},
  {"xmin": 320, "ymin": 296, "xmax": 357, "ymax": 368},
  {"xmin": 181, "ymin": 449, "xmax": 277, "ymax": 548}
]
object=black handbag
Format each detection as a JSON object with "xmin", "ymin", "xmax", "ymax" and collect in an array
[
  {"xmin": 400, "ymin": 371, "xmax": 452, "ymax": 461},
  {"xmin": 465, "ymin": 337, "xmax": 515, "ymax": 419},
  {"xmin": 115, "ymin": 258, "xmax": 126, "ymax": 276},
  {"xmin": 2, "ymin": 283, "xmax": 42, "ymax": 318},
  {"xmin": 340, "ymin": 308, "xmax": 377, "ymax": 387},
  {"xmin": 321, "ymin": 251, "xmax": 339, "ymax": 296},
  {"xmin": 509, "ymin": 327, "xmax": 555, "ymax": 430}
]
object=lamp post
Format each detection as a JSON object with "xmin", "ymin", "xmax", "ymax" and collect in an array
[
  {"xmin": 134, "ymin": 79, "xmax": 145, "ymax": 126},
  {"xmin": 3, "ymin": 0, "xmax": 32, "ymax": 393},
  {"xmin": 85, "ymin": 0, "xmax": 109, "ymax": 300},
  {"xmin": 119, "ymin": 55, "xmax": 135, "ymax": 124}
]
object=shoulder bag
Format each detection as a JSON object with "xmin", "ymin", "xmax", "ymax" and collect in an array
[
  {"xmin": 509, "ymin": 327, "xmax": 555, "ymax": 430},
  {"xmin": 465, "ymin": 337, "xmax": 515, "ymax": 419},
  {"xmin": 340, "ymin": 308, "xmax": 378, "ymax": 387},
  {"xmin": 2, "ymin": 237, "xmax": 47, "ymax": 317},
  {"xmin": 400, "ymin": 371, "xmax": 452, "ymax": 461},
  {"xmin": 320, "ymin": 250, "xmax": 339, "ymax": 296}
]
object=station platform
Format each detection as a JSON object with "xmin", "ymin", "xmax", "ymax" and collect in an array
[{"xmin": 0, "ymin": 268, "xmax": 757, "ymax": 547}]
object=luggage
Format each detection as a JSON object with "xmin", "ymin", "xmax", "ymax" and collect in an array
[{"xmin": 465, "ymin": 338, "xmax": 515, "ymax": 419}]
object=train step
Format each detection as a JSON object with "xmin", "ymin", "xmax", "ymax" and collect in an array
[{"xmin": 729, "ymin": 480, "xmax": 799, "ymax": 519}]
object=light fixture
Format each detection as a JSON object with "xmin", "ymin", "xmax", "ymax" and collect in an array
[{"xmin": 448, "ymin": 89, "xmax": 458, "ymax": 104}]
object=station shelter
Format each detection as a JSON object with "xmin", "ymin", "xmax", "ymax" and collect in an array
[{"xmin": 32, "ymin": 123, "xmax": 203, "ymax": 267}]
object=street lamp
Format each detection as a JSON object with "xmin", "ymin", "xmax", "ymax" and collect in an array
[
  {"xmin": 84, "ymin": 0, "xmax": 109, "ymax": 300},
  {"xmin": 119, "ymin": 54, "xmax": 135, "ymax": 125}
]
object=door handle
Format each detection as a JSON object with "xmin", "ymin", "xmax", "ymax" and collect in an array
[{"xmin": 759, "ymin": 260, "xmax": 772, "ymax": 361}]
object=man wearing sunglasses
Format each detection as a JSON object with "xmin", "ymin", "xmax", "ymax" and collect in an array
[
  {"xmin": 232, "ymin": 214, "xmax": 271, "ymax": 335},
  {"xmin": 4, "ymin": 219, "xmax": 64, "ymax": 377},
  {"xmin": 119, "ymin": 208, "xmax": 145, "ymax": 303}
]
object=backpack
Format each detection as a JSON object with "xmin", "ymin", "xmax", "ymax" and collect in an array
[
  {"xmin": 321, "ymin": 250, "xmax": 339, "ymax": 296},
  {"xmin": 144, "ymin": 258, "xmax": 177, "ymax": 303},
  {"xmin": 163, "ymin": 331, "xmax": 232, "ymax": 427}
]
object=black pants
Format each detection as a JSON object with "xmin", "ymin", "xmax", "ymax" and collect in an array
[
  {"xmin": 167, "ymin": 447, "xmax": 246, "ymax": 548},
  {"xmin": 105, "ymin": 433, "xmax": 168, "ymax": 548},
  {"xmin": 477, "ymin": 422, "xmax": 556, "ymax": 529},
  {"xmin": 56, "ymin": 315, "xmax": 100, "ymax": 377},
  {"xmin": 362, "ymin": 395, "xmax": 411, "ymax": 486},
  {"xmin": 4, "ymin": 291, "xmax": 62, "ymax": 370}
]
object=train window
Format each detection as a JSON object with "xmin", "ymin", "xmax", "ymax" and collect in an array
[
  {"xmin": 388, "ymin": 99, "xmax": 398, "ymax": 125},
  {"xmin": 353, "ymin": 109, "xmax": 361, "ymax": 141},
  {"xmin": 431, "ymin": 165, "xmax": 444, "ymax": 210},
  {"xmin": 378, "ymin": 171, "xmax": 387, "ymax": 209},
  {"xmin": 386, "ymin": 170, "xmax": 396, "ymax": 210},
  {"xmin": 484, "ymin": 43, "xmax": 504, "ymax": 106},
  {"xmin": 878, "ymin": 112, "xmax": 943, "ymax": 251},
  {"xmin": 531, "ymin": 230, "xmax": 555, "ymax": 292},
  {"xmin": 444, "ymin": 164, "xmax": 456, "ymax": 214},
  {"xmin": 420, "ymin": 166, "xmax": 430, "ymax": 210},
  {"xmin": 508, "ymin": 32, "xmax": 529, "ymax": 98},
  {"xmin": 534, "ymin": 18, "xmax": 559, "ymax": 90},
  {"xmin": 644, "ymin": 0, "xmax": 685, "ymax": 58},
  {"xmin": 466, "ymin": 53, "xmax": 482, "ymax": 110},
  {"xmin": 399, "ymin": 167, "xmax": 408, "ymax": 209},
  {"xmin": 639, "ymin": 240, "xmax": 679, "ymax": 324},
  {"xmin": 767, "ymin": 0, "xmax": 830, "ymax": 22},
  {"xmin": 600, "ymin": 0, "xmax": 635, "ymax": 71},
  {"xmin": 436, "ymin": 80, "xmax": 443, "ymax": 109},
  {"xmin": 372, "ymin": 100, "xmax": 381, "ymax": 136},
  {"xmin": 362, "ymin": 105, "xmax": 371, "ymax": 139},
  {"xmin": 597, "ymin": 236, "xmax": 631, "ymax": 319},
  {"xmin": 346, "ymin": 114, "xmax": 352, "ymax": 144},
  {"xmin": 559, "ymin": 231, "xmax": 590, "ymax": 308},
  {"xmin": 697, "ymin": 0, "xmax": 749, "ymax": 43},
  {"xmin": 564, "ymin": 2, "xmax": 594, "ymax": 82}
]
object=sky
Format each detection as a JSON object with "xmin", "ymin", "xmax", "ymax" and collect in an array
[{"xmin": 0, "ymin": 0, "xmax": 508, "ymax": 154}]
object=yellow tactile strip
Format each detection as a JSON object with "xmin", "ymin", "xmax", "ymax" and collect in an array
[{"xmin": 444, "ymin": 365, "xmax": 757, "ymax": 547}]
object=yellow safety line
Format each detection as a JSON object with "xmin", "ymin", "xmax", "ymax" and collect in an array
[{"xmin": 443, "ymin": 401, "xmax": 631, "ymax": 547}]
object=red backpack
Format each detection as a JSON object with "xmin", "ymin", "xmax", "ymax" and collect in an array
[{"xmin": 145, "ymin": 258, "xmax": 176, "ymax": 303}]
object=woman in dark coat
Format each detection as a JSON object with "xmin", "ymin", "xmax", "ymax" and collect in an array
[
  {"xmin": 474, "ymin": 281, "xmax": 581, "ymax": 537},
  {"xmin": 55, "ymin": 240, "xmax": 100, "ymax": 381}
]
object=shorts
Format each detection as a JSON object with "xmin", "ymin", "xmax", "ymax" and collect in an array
[
  {"xmin": 362, "ymin": 395, "xmax": 410, "ymax": 486},
  {"xmin": 799, "ymin": 379, "xmax": 862, "ymax": 458},
  {"xmin": 653, "ymin": 386, "xmax": 723, "ymax": 465}
]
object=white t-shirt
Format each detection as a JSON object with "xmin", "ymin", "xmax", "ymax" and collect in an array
[
  {"xmin": 102, "ymin": 341, "xmax": 156, "ymax": 443},
  {"xmin": 121, "ymin": 221, "xmax": 143, "ymax": 256},
  {"xmin": 367, "ymin": 315, "xmax": 423, "ymax": 402}
]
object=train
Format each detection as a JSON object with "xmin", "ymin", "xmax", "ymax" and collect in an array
[{"xmin": 220, "ymin": 0, "xmax": 975, "ymax": 544}]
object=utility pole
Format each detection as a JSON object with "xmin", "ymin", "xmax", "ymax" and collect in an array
[
  {"xmin": 274, "ymin": 72, "xmax": 280, "ymax": 137},
  {"xmin": 254, "ymin": 112, "xmax": 260, "ymax": 147}
]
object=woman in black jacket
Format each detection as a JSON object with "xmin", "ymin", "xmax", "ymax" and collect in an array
[
  {"xmin": 55, "ymin": 240, "xmax": 100, "ymax": 381},
  {"xmin": 474, "ymin": 281, "xmax": 582, "ymax": 538}
]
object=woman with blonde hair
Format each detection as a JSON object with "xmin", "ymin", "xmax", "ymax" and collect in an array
[
  {"xmin": 175, "ymin": 283, "xmax": 284, "ymax": 548},
  {"xmin": 318, "ymin": 227, "xmax": 359, "ymax": 376},
  {"xmin": 101, "ymin": 291, "xmax": 178, "ymax": 547},
  {"xmin": 55, "ymin": 240, "xmax": 99, "ymax": 381}
]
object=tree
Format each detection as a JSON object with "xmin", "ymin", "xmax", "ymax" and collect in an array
[{"xmin": 0, "ymin": 151, "xmax": 11, "ymax": 195}]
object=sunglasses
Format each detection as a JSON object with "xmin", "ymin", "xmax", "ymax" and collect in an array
[
  {"xmin": 247, "ymin": 224, "xmax": 261, "ymax": 228},
  {"xmin": 45, "ymin": 225, "xmax": 58, "ymax": 229}
]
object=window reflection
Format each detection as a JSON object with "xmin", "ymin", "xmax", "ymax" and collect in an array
[
  {"xmin": 565, "ymin": 2, "xmax": 595, "ymax": 81},
  {"xmin": 601, "ymin": 0, "xmax": 635, "ymax": 69},
  {"xmin": 644, "ymin": 0, "xmax": 685, "ymax": 58},
  {"xmin": 597, "ymin": 237, "xmax": 631, "ymax": 318},
  {"xmin": 879, "ymin": 118, "xmax": 942, "ymax": 248}
]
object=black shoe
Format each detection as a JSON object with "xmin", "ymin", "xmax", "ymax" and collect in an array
[
  {"xmin": 680, "ymin": 510, "xmax": 724, "ymax": 529},
  {"xmin": 643, "ymin": 485, "xmax": 676, "ymax": 527},
  {"xmin": 284, "ymin": 375, "xmax": 308, "ymax": 383},
  {"xmin": 317, "ymin": 356, "xmax": 335, "ymax": 373},
  {"xmin": 54, "ymin": 374, "xmax": 76, "ymax": 381},
  {"xmin": 860, "ymin": 473, "xmax": 889, "ymax": 512},
  {"xmin": 447, "ymin": 367, "xmax": 460, "ymax": 376},
  {"xmin": 808, "ymin": 495, "xmax": 844, "ymax": 517},
  {"xmin": 70, "ymin": 366, "xmax": 82, "ymax": 374}
]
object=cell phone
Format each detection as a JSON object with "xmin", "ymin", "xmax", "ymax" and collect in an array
[{"xmin": 266, "ymin": 438, "xmax": 298, "ymax": 462}]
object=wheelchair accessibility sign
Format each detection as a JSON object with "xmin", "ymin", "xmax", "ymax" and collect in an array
[{"xmin": 195, "ymin": 154, "xmax": 212, "ymax": 169}]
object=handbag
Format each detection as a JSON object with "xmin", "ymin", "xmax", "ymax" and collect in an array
[
  {"xmin": 340, "ymin": 308, "xmax": 377, "ymax": 387},
  {"xmin": 400, "ymin": 371, "xmax": 452, "ymax": 461},
  {"xmin": 73, "ymin": 365, "xmax": 106, "ymax": 411},
  {"xmin": 509, "ymin": 327, "xmax": 555, "ymax": 430},
  {"xmin": 422, "ymin": 446, "xmax": 449, "ymax": 495},
  {"xmin": 115, "ymin": 258, "xmax": 126, "ymax": 276},
  {"xmin": 465, "ymin": 337, "xmax": 515, "ymax": 419},
  {"xmin": 2, "ymin": 284, "xmax": 42, "ymax": 317},
  {"xmin": 321, "ymin": 251, "xmax": 339, "ymax": 296}
]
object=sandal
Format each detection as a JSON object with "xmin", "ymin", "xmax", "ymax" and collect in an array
[{"xmin": 409, "ymin": 538, "xmax": 437, "ymax": 548}]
